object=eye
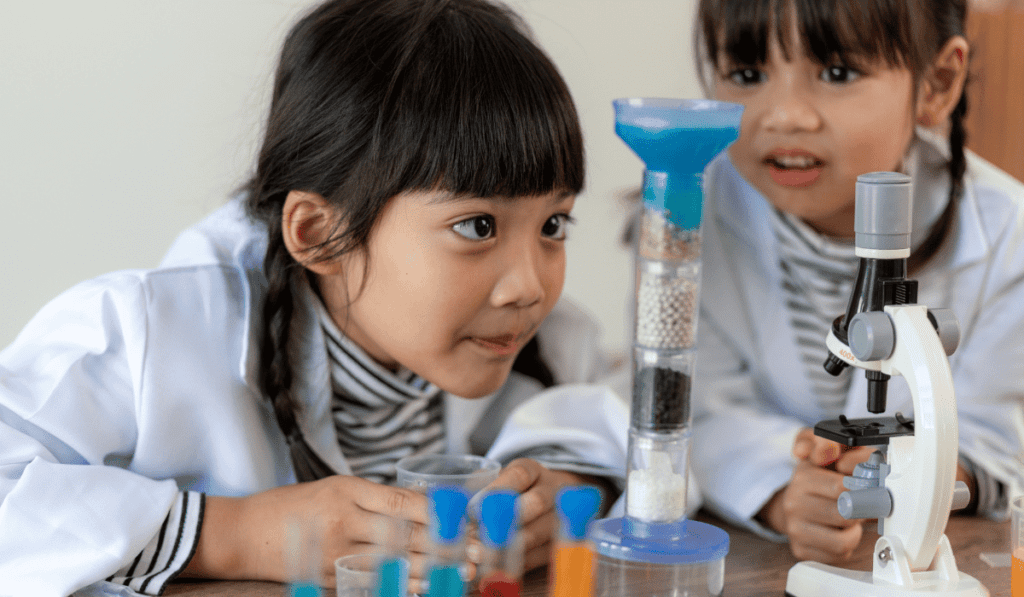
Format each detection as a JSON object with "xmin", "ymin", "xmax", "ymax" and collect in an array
[
  {"xmin": 542, "ymin": 214, "xmax": 574, "ymax": 240},
  {"xmin": 820, "ymin": 64, "xmax": 861, "ymax": 84},
  {"xmin": 726, "ymin": 67, "xmax": 766, "ymax": 86},
  {"xmin": 452, "ymin": 215, "xmax": 495, "ymax": 240}
]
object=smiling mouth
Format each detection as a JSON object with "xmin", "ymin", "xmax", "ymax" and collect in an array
[
  {"xmin": 766, "ymin": 154, "xmax": 824, "ymax": 187},
  {"xmin": 767, "ymin": 154, "xmax": 823, "ymax": 170}
]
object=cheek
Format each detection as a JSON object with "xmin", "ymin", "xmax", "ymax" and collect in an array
[{"xmin": 843, "ymin": 125, "xmax": 913, "ymax": 175}]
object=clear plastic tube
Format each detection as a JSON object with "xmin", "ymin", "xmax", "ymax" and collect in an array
[
  {"xmin": 624, "ymin": 205, "xmax": 702, "ymax": 526},
  {"xmin": 425, "ymin": 487, "xmax": 470, "ymax": 597},
  {"xmin": 477, "ymin": 491, "xmax": 522, "ymax": 597}
]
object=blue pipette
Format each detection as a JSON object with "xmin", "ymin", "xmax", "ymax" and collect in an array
[{"xmin": 425, "ymin": 486, "xmax": 470, "ymax": 597}]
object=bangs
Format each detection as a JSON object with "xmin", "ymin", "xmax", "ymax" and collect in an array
[
  {"xmin": 699, "ymin": 0, "xmax": 928, "ymax": 74},
  {"xmin": 350, "ymin": 3, "xmax": 584, "ymax": 201}
]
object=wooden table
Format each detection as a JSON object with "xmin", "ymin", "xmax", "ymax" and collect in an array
[{"xmin": 165, "ymin": 512, "xmax": 1011, "ymax": 596}]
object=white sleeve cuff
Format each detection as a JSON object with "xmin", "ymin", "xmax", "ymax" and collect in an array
[{"xmin": 107, "ymin": 491, "xmax": 204, "ymax": 595}]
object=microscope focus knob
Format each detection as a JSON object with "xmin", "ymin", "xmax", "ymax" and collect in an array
[
  {"xmin": 951, "ymin": 480, "xmax": 972, "ymax": 511},
  {"xmin": 928, "ymin": 308, "xmax": 961, "ymax": 356},
  {"xmin": 837, "ymin": 487, "xmax": 893, "ymax": 520},
  {"xmin": 849, "ymin": 312, "xmax": 895, "ymax": 362}
]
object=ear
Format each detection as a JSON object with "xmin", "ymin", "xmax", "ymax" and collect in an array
[
  {"xmin": 281, "ymin": 190, "xmax": 343, "ymax": 276},
  {"xmin": 916, "ymin": 36, "xmax": 969, "ymax": 127}
]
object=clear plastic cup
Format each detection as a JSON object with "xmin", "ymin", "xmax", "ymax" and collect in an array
[
  {"xmin": 1013, "ymin": 496, "xmax": 1023, "ymax": 597},
  {"xmin": 335, "ymin": 554, "xmax": 378, "ymax": 597},
  {"xmin": 336, "ymin": 553, "xmax": 413, "ymax": 597},
  {"xmin": 395, "ymin": 454, "xmax": 500, "ymax": 495}
]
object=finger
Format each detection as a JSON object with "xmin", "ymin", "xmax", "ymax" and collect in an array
[
  {"xmin": 807, "ymin": 437, "xmax": 845, "ymax": 468},
  {"xmin": 792, "ymin": 428, "xmax": 816, "ymax": 460},
  {"xmin": 401, "ymin": 552, "xmax": 448, "ymax": 595},
  {"xmin": 835, "ymin": 446, "xmax": 875, "ymax": 475},
  {"xmin": 487, "ymin": 458, "xmax": 544, "ymax": 493},
  {"xmin": 354, "ymin": 484, "xmax": 430, "ymax": 525},
  {"xmin": 793, "ymin": 461, "xmax": 849, "ymax": 500},
  {"xmin": 518, "ymin": 509, "xmax": 558, "ymax": 555},
  {"xmin": 788, "ymin": 517, "xmax": 863, "ymax": 563},
  {"xmin": 798, "ymin": 493, "xmax": 862, "ymax": 529},
  {"xmin": 523, "ymin": 538, "xmax": 553, "ymax": 572}
]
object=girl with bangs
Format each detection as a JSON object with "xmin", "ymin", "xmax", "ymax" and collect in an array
[
  {"xmin": 689, "ymin": 0, "xmax": 1024, "ymax": 564},
  {"xmin": 0, "ymin": 0, "xmax": 617, "ymax": 594}
]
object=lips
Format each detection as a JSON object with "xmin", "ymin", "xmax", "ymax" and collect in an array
[
  {"xmin": 470, "ymin": 332, "xmax": 527, "ymax": 357},
  {"xmin": 766, "ymin": 149, "xmax": 824, "ymax": 187}
]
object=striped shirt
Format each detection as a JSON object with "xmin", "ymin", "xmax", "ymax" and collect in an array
[
  {"xmin": 108, "ymin": 491, "xmax": 203, "ymax": 593},
  {"xmin": 319, "ymin": 305, "xmax": 446, "ymax": 485},
  {"xmin": 770, "ymin": 208, "xmax": 859, "ymax": 415}
]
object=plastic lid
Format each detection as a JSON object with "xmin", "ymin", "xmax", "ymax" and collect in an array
[
  {"xmin": 479, "ymin": 491, "xmax": 518, "ymax": 548},
  {"xmin": 428, "ymin": 486, "xmax": 469, "ymax": 544},
  {"xmin": 590, "ymin": 517, "xmax": 729, "ymax": 564},
  {"xmin": 556, "ymin": 486, "xmax": 602, "ymax": 541}
]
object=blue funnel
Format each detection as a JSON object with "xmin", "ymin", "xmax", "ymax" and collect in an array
[{"xmin": 614, "ymin": 98, "xmax": 743, "ymax": 231}]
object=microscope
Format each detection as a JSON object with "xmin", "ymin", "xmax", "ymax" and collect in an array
[{"xmin": 785, "ymin": 172, "xmax": 988, "ymax": 597}]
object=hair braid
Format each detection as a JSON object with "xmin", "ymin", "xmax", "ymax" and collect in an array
[
  {"xmin": 259, "ymin": 227, "xmax": 300, "ymax": 438},
  {"xmin": 908, "ymin": 58, "xmax": 969, "ymax": 274}
]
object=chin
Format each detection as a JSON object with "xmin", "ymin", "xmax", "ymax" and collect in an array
[{"xmin": 442, "ymin": 367, "xmax": 513, "ymax": 399}]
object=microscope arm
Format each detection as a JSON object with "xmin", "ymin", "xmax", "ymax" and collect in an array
[{"xmin": 839, "ymin": 304, "xmax": 960, "ymax": 574}]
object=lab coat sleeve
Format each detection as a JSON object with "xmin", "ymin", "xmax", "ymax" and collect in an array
[
  {"xmin": 689, "ymin": 315, "xmax": 801, "ymax": 541},
  {"xmin": 0, "ymin": 274, "xmax": 187, "ymax": 597},
  {"xmin": 948, "ymin": 222, "xmax": 1024, "ymax": 519},
  {"xmin": 485, "ymin": 383, "xmax": 632, "ymax": 514}
]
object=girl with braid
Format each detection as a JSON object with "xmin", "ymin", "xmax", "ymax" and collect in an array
[
  {"xmin": 0, "ymin": 0, "xmax": 617, "ymax": 594},
  {"xmin": 689, "ymin": 0, "xmax": 1024, "ymax": 564}
]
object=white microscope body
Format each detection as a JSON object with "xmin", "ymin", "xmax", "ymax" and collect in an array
[{"xmin": 785, "ymin": 172, "xmax": 988, "ymax": 597}]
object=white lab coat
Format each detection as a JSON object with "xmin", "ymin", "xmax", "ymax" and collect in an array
[
  {"xmin": 491, "ymin": 130, "xmax": 1024, "ymax": 538},
  {"xmin": 0, "ymin": 200, "xmax": 611, "ymax": 597}
]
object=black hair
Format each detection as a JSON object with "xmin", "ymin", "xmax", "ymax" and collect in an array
[
  {"xmin": 695, "ymin": 0, "xmax": 968, "ymax": 273},
  {"xmin": 242, "ymin": 0, "xmax": 582, "ymax": 468}
]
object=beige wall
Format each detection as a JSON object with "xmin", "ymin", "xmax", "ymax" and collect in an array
[{"xmin": 0, "ymin": 1, "xmax": 701, "ymax": 356}]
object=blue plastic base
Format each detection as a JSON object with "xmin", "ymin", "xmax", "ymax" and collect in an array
[{"xmin": 590, "ymin": 517, "xmax": 729, "ymax": 565}]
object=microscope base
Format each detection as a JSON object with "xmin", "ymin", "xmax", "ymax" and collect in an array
[{"xmin": 786, "ymin": 550, "xmax": 988, "ymax": 597}]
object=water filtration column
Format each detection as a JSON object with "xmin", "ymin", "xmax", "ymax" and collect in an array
[
  {"xmin": 589, "ymin": 99, "xmax": 742, "ymax": 597},
  {"xmin": 615, "ymin": 98, "xmax": 743, "ymax": 530}
]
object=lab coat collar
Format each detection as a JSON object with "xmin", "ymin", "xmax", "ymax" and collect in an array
[{"xmin": 288, "ymin": 275, "xmax": 352, "ymax": 476}]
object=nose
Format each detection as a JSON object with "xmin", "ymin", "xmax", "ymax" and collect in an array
[
  {"xmin": 490, "ymin": 244, "xmax": 554, "ymax": 309},
  {"xmin": 762, "ymin": 76, "xmax": 822, "ymax": 133}
]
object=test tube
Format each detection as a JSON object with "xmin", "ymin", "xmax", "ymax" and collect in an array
[
  {"xmin": 614, "ymin": 99, "xmax": 742, "ymax": 530},
  {"xmin": 374, "ymin": 514, "xmax": 409, "ymax": 597},
  {"xmin": 477, "ymin": 491, "xmax": 522, "ymax": 597},
  {"xmin": 1013, "ymin": 496, "xmax": 1023, "ymax": 597},
  {"xmin": 426, "ymin": 486, "xmax": 470, "ymax": 597},
  {"xmin": 286, "ymin": 517, "xmax": 324, "ymax": 597},
  {"xmin": 550, "ymin": 486, "xmax": 601, "ymax": 597}
]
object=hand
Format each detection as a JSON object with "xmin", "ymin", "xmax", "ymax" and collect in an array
[
  {"xmin": 759, "ymin": 459, "xmax": 864, "ymax": 563},
  {"xmin": 792, "ymin": 427, "xmax": 873, "ymax": 472},
  {"xmin": 471, "ymin": 458, "xmax": 597, "ymax": 573},
  {"xmin": 758, "ymin": 428, "xmax": 874, "ymax": 563},
  {"xmin": 185, "ymin": 475, "xmax": 449, "ymax": 588}
]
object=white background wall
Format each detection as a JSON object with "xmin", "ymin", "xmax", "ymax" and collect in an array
[{"xmin": 0, "ymin": 0, "xmax": 701, "ymax": 358}]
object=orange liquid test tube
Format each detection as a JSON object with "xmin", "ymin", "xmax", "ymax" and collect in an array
[
  {"xmin": 549, "ymin": 487, "xmax": 601, "ymax": 597},
  {"xmin": 1013, "ymin": 547, "xmax": 1023, "ymax": 597},
  {"xmin": 550, "ymin": 543, "xmax": 595, "ymax": 597}
]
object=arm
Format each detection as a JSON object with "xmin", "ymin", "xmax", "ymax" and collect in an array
[{"xmin": 0, "ymin": 276, "xmax": 186, "ymax": 596}]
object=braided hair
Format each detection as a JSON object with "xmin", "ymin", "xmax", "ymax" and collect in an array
[
  {"xmin": 695, "ymin": 0, "xmax": 970, "ymax": 273},
  {"xmin": 240, "ymin": 0, "xmax": 583, "ymax": 475}
]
